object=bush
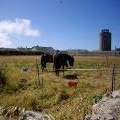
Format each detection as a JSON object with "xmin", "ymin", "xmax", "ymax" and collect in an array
[
  {"xmin": 0, "ymin": 50, "xmax": 44, "ymax": 55},
  {"xmin": 55, "ymin": 90, "xmax": 69, "ymax": 104},
  {"xmin": 0, "ymin": 67, "xmax": 7, "ymax": 87}
]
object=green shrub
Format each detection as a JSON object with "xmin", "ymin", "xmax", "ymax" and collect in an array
[
  {"xmin": 0, "ymin": 67, "xmax": 7, "ymax": 87},
  {"xmin": 93, "ymin": 95, "xmax": 102, "ymax": 103},
  {"xmin": 0, "ymin": 66, "xmax": 19, "ymax": 93}
]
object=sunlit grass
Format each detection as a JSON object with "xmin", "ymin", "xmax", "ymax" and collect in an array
[{"xmin": 0, "ymin": 55, "xmax": 120, "ymax": 119}]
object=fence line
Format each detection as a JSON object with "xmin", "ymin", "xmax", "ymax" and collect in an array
[
  {"xmin": 1, "ymin": 62, "xmax": 120, "ymax": 71},
  {"xmin": 1, "ymin": 62, "xmax": 120, "ymax": 73},
  {"xmin": 65, "ymin": 68, "xmax": 112, "ymax": 71},
  {"xmin": 1, "ymin": 61, "xmax": 120, "ymax": 93},
  {"xmin": 44, "ymin": 68, "xmax": 120, "ymax": 72}
]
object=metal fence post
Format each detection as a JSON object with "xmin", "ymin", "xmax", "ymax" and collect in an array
[{"xmin": 111, "ymin": 64, "xmax": 115, "ymax": 92}]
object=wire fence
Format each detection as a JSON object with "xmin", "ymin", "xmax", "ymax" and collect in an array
[
  {"xmin": 1, "ymin": 59, "xmax": 120, "ymax": 120},
  {"xmin": 1, "ymin": 60, "xmax": 120, "ymax": 91}
]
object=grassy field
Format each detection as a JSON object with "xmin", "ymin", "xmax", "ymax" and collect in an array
[{"xmin": 0, "ymin": 55, "xmax": 120, "ymax": 120}]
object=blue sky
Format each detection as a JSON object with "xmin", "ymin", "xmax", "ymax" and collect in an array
[{"xmin": 0, "ymin": 0, "xmax": 120, "ymax": 50}]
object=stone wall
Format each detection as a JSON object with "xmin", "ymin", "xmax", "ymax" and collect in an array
[{"xmin": 85, "ymin": 90, "xmax": 120, "ymax": 120}]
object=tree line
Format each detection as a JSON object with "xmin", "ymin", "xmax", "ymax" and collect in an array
[{"xmin": 0, "ymin": 50, "xmax": 44, "ymax": 55}]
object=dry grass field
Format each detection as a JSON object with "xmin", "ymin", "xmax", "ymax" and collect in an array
[{"xmin": 0, "ymin": 55, "xmax": 120, "ymax": 120}]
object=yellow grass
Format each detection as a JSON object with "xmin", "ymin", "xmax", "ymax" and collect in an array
[{"xmin": 0, "ymin": 55, "xmax": 120, "ymax": 120}]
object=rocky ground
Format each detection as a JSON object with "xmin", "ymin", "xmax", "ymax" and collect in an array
[
  {"xmin": 0, "ymin": 106, "xmax": 54, "ymax": 120},
  {"xmin": 1, "ymin": 90, "xmax": 120, "ymax": 120},
  {"xmin": 85, "ymin": 90, "xmax": 120, "ymax": 120}
]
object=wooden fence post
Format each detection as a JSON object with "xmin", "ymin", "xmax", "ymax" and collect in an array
[
  {"xmin": 36, "ymin": 59, "xmax": 40, "ymax": 86},
  {"xmin": 111, "ymin": 64, "xmax": 115, "ymax": 92}
]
